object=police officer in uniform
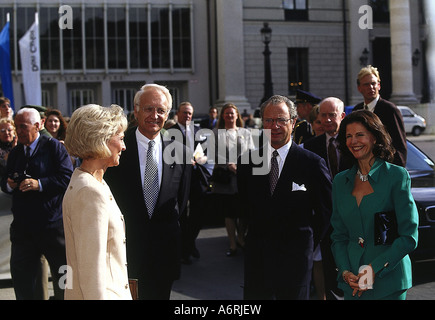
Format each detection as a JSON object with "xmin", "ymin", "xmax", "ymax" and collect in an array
[{"xmin": 293, "ymin": 90, "xmax": 322, "ymax": 145}]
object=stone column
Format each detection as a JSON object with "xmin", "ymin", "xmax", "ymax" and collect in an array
[
  {"xmin": 424, "ymin": 0, "xmax": 435, "ymax": 102},
  {"xmin": 389, "ymin": 0, "xmax": 418, "ymax": 105},
  {"xmin": 214, "ymin": 0, "xmax": 251, "ymax": 110},
  {"xmin": 348, "ymin": 0, "xmax": 371, "ymax": 105}
]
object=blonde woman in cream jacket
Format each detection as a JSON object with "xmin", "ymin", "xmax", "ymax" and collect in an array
[{"xmin": 62, "ymin": 104, "xmax": 131, "ymax": 300}]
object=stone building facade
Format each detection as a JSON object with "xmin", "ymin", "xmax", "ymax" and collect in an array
[{"xmin": 0, "ymin": 0, "xmax": 432, "ymax": 118}]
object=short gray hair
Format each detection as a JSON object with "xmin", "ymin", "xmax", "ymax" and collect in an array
[
  {"xmin": 16, "ymin": 108, "xmax": 41, "ymax": 125},
  {"xmin": 260, "ymin": 95, "xmax": 298, "ymax": 120},
  {"xmin": 133, "ymin": 84, "xmax": 173, "ymax": 114}
]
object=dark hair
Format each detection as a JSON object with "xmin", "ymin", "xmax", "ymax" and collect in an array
[
  {"xmin": 44, "ymin": 108, "xmax": 68, "ymax": 141},
  {"xmin": 337, "ymin": 110, "xmax": 395, "ymax": 164}
]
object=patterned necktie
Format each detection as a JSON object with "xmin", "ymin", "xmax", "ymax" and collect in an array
[
  {"xmin": 269, "ymin": 150, "xmax": 279, "ymax": 195},
  {"xmin": 143, "ymin": 140, "xmax": 159, "ymax": 218},
  {"xmin": 328, "ymin": 138, "xmax": 338, "ymax": 178}
]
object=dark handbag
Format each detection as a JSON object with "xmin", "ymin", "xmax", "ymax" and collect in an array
[
  {"xmin": 374, "ymin": 210, "xmax": 399, "ymax": 245},
  {"xmin": 211, "ymin": 166, "xmax": 232, "ymax": 184}
]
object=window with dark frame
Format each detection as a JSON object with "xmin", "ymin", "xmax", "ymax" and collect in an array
[
  {"xmin": 283, "ymin": 0, "xmax": 308, "ymax": 21},
  {"xmin": 288, "ymin": 48, "xmax": 309, "ymax": 96},
  {"xmin": 370, "ymin": 0, "xmax": 390, "ymax": 23},
  {"xmin": 0, "ymin": 3, "xmax": 192, "ymax": 73}
]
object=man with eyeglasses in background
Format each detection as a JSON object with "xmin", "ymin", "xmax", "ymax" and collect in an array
[
  {"xmin": 304, "ymin": 97, "xmax": 353, "ymax": 300},
  {"xmin": 237, "ymin": 95, "xmax": 332, "ymax": 300},
  {"xmin": 105, "ymin": 84, "xmax": 191, "ymax": 300}
]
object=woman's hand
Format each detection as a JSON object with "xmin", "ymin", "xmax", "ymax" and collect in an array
[{"xmin": 343, "ymin": 265, "xmax": 375, "ymax": 298}]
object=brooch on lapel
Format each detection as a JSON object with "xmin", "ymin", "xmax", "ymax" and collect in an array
[{"xmin": 358, "ymin": 237, "xmax": 365, "ymax": 248}]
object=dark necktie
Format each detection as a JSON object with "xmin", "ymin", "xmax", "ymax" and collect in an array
[
  {"xmin": 269, "ymin": 150, "xmax": 279, "ymax": 195},
  {"xmin": 143, "ymin": 140, "xmax": 159, "ymax": 218},
  {"xmin": 25, "ymin": 146, "xmax": 31, "ymax": 159},
  {"xmin": 363, "ymin": 104, "xmax": 368, "ymax": 110},
  {"xmin": 328, "ymin": 138, "xmax": 338, "ymax": 178}
]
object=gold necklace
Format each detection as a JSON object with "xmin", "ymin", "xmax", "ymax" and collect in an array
[{"xmin": 78, "ymin": 167, "xmax": 94, "ymax": 176}]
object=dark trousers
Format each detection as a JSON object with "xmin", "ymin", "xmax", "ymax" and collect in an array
[
  {"xmin": 180, "ymin": 196, "xmax": 204, "ymax": 259},
  {"xmin": 138, "ymin": 276, "xmax": 174, "ymax": 300},
  {"xmin": 10, "ymin": 220, "xmax": 66, "ymax": 300}
]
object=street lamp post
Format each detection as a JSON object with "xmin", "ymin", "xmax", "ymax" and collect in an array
[{"xmin": 260, "ymin": 22, "xmax": 273, "ymax": 105}]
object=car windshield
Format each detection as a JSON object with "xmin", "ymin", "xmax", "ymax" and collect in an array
[
  {"xmin": 406, "ymin": 140, "xmax": 435, "ymax": 187},
  {"xmin": 407, "ymin": 141, "xmax": 434, "ymax": 171}
]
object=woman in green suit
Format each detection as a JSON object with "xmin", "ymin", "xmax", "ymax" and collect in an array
[{"xmin": 331, "ymin": 110, "xmax": 418, "ymax": 300}]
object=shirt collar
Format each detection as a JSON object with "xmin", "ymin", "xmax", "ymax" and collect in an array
[
  {"xmin": 27, "ymin": 133, "xmax": 40, "ymax": 153},
  {"xmin": 135, "ymin": 128, "xmax": 162, "ymax": 150},
  {"xmin": 268, "ymin": 138, "xmax": 292, "ymax": 161},
  {"xmin": 366, "ymin": 95, "xmax": 380, "ymax": 112}
]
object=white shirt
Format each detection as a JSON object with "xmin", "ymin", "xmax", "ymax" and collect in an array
[
  {"xmin": 366, "ymin": 95, "xmax": 380, "ymax": 112},
  {"xmin": 267, "ymin": 138, "xmax": 292, "ymax": 178},
  {"xmin": 135, "ymin": 129, "xmax": 163, "ymax": 189}
]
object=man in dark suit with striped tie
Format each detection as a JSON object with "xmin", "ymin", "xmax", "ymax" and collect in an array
[
  {"xmin": 237, "ymin": 95, "xmax": 332, "ymax": 300},
  {"xmin": 105, "ymin": 84, "xmax": 191, "ymax": 300}
]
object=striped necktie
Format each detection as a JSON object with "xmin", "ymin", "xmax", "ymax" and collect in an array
[
  {"xmin": 269, "ymin": 150, "xmax": 279, "ymax": 195},
  {"xmin": 143, "ymin": 140, "xmax": 159, "ymax": 218}
]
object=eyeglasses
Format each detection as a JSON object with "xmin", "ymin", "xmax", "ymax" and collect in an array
[
  {"xmin": 138, "ymin": 105, "xmax": 168, "ymax": 116},
  {"xmin": 0, "ymin": 128, "xmax": 13, "ymax": 133},
  {"xmin": 263, "ymin": 118, "xmax": 292, "ymax": 127}
]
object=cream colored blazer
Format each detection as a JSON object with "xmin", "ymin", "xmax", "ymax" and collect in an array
[{"xmin": 63, "ymin": 169, "xmax": 132, "ymax": 300}]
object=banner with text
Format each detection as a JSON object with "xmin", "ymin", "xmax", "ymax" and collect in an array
[
  {"xmin": 19, "ymin": 19, "xmax": 41, "ymax": 106},
  {"xmin": 0, "ymin": 21, "xmax": 15, "ymax": 110}
]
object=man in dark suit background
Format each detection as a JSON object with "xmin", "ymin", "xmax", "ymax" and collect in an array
[
  {"xmin": 293, "ymin": 89, "xmax": 322, "ymax": 145},
  {"xmin": 105, "ymin": 84, "xmax": 191, "ymax": 300},
  {"xmin": 304, "ymin": 97, "xmax": 353, "ymax": 177},
  {"xmin": 169, "ymin": 102, "xmax": 211, "ymax": 264},
  {"xmin": 304, "ymin": 97, "xmax": 352, "ymax": 300},
  {"xmin": 1, "ymin": 107, "xmax": 73, "ymax": 300},
  {"xmin": 353, "ymin": 65, "xmax": 407, "ymax": 167},
  {"xmin": 237, "ymin": 95, "xmax": 332, "ymax": 300},
  {"xmin": 199, "ymin": 106, "xmax": 218, "ymax": 129}
]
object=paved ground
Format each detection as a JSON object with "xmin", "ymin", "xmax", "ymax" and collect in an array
[{"xmin": 1, "ymin": 224, "xmax": 433, "ymax": 300}]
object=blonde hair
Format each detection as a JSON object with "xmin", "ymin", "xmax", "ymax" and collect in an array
[
  {"xmin": 65, "ymin": 104, "xmax": 128, "ymax": 160},
  {"xmin": 357, "ymin": 65, "xmax": 381, "ymax": 85}
]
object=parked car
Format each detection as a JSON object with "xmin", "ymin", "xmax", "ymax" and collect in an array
[
  {"xmin": 406, "ymin": 140, "xmax": 435, "ymax": 259},
  {"xmin": 399, "ymin": 106, "xmax": 427, "ymax": 136}
]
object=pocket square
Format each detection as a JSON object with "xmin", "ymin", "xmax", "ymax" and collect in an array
[{"xmin": 292, "ymin": 182, "xmax": 307, "ymax": 191}]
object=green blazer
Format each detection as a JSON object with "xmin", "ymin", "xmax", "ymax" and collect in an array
[{"xmin": 330, "ymin": 158, "xmax": 418, "ymax": 299}]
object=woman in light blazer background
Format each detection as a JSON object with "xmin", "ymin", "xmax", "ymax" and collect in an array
[
  {"xmin": 331, "ymin": 110, "xmax": 418, "ymax": 300},
  {"xmin": 63, "ymin": 104, "xmax": 131, "ymax": 299}
]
